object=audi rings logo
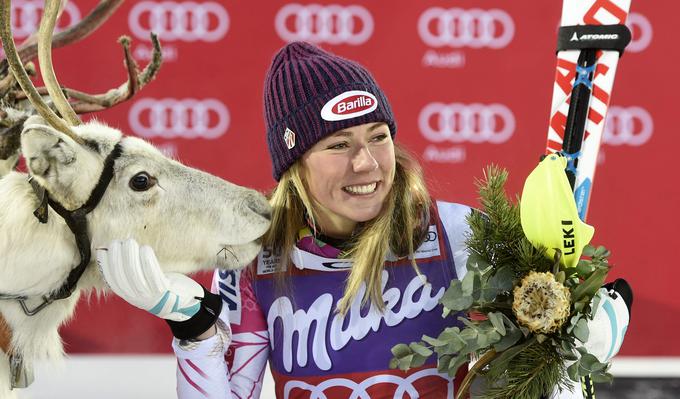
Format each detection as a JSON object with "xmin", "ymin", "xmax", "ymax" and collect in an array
[
  {"xmin": 129, "ymin": 98, "xmax": 230, "ymax": 139},
  {"xmin": 418, "ymin": 7, "xmax": 514, "ymax": 48},
  {"xmin": 10, "ymin": 0, "xmax": 80, "ymax": 39},
  {"xmin": 626, "ymin": 13, "xmax": 652, "ymax": 53},
  {"xmin": 419, "ymin": 103, "xmax": 515, "ymax": 144},
  {"xmin": 603, "ymin": 106, "xmax": 653, "ymax": 146},
  {"xmin": 129, "ymin": 1, "xmax": 229, "ymax": 42},
  {"xmin": 275, "ymin": 4, "xmax": 373, "ymax": 45},
  {"xmin": 424, "ymin": 231, "xmax": 437, "ymax": 242}
]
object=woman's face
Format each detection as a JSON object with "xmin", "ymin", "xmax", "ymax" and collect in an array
[{"xmin": 301, "ymin": 122, "xmax": 395, "ymax": 238}]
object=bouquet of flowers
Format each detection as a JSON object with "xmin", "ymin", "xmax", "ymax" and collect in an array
[{"xmin": 390, "ymin": 157, "xmax": 613, "ymax": 399}]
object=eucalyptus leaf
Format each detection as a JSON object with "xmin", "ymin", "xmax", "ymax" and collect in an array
[
  {"xmin": 572, "ymin": 267, "xmax": 608, "ymax": 303},
  {"xmin": 459, "ymin": 317, "xmax": 478, "ymax": 330},
  {"xmin": 477, "ymin": 331, "xmax": 490, "ymax": 348},
  {"xmin": 440, "ymin": 280, "xmax": 473, "ymax": 311},
  {"xmin": 582, "ymin": 245, "xmax": 596, "ymax": 257},
  {"xmin": 576, "ymin": 260, "xmax": 594, "ymax": 277},
  {"xmin": 409, "ymin": 342, "xmax": 433, "ymax": 357},
  {"xmin": 479, "ymin": 286, "xmax": 500, "ymax": 303},
  {"xmin": 579, "ymin": 353, "xmax": 605, "ymax": 374},
  {"xmin": 559, "ymin": 340, "xmax": 576, "ymax": 360},
  {"xmin": 594, "ymin": 246, "xmax": 610, "ymax": 258},
  {"xmin": 492, "ymin": 326, "xmax": 521, "ymax": 352},
  {"xmin": 466, "ymin": 252, "xmax": 489, "ymax": 271},
  {"xmin": 561, "ymin": 338, "xmax": 574, "ymax": 351},
  {"xmin": 591, "ymin": 290, "xmax": 603, "ymax": 308},
  {"xmin": 422, "ymin": 335, "xmax": 447, "ymax": 348},
  {"xmin": 461, "ymin": 270, "xmax": 477, "ymax": 297},
  {"xmin": 447, "ymin": 354, "xmax": 469, "ymax": 378},
  {"xmin": 439, "ymin": 327, "xmax": 465, "ymax": 344},
  {"xmin": 438, "ymin": 328, "xmax": 467, "ymax": 354},
  {"xmin": 475, "ymin": 323, "xmax": 501, "ymax": 348},
  {"xmin": 443, "ymin": 340, "xmax": 466, "ymax": 355},
  {"xmin": 567, "ymin": 360, "xmax": 581, "ymax": 381},
  {"xmin": 409, "ymin": 352, "xmax": 429, "ymax": 368},
  {"xmin": 489, "ymin": 266, "xmax": 514, "ymax": 292},
  {"xmin": 459, "ymin": 327, "xmax": 478, "ymax": 343},
  {"xmin": 398, "ymin": 354, "xmax": 414, "ymax": 371},
  {"xmin": 442, "ymin": 307, "xmax": 452, "ymax": 318},
  {"xmin": 561, "ymin": 350, "xmax": 579, "ymax": 361},
  {"xmin": 437, "ymin": 355, "xmax": 452, "ymax": 374},
  {"xmin": 488, "ymin": 330, "xmax": 501, "ymax": 343},
  {"xmin": 573, "ymin": 318, "xmax": 590, "ymax": 343},
  {"xmin": 574, "ymin": 301, "xmax": 585, "ymax": 313},
  {"xmin": 391, "ymin": 343, "xmax": 412, "ymax": 358},
  {"xmin": 590, "ymin": 371, "xmax": 614, "ymax": 383},
  {"xmin": 488, "ymin": 312, "xmax": 506, "ymax": 335}
]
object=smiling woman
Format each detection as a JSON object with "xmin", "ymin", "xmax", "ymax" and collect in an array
[{"xmin": 99, "ymin": 41, "xmax": 474, "ymax": 399}]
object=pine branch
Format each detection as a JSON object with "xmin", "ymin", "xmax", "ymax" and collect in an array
[{"xmin": 483, "ymin": 340, "xmax": 570, "ymax": 399}]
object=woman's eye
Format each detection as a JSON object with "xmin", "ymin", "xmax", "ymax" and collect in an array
[
  {"xmin": 372, "ymin": 133, "xmax": 388, "ymax": 142},
  {"xmin": 328, "ymin": 142, "xmax": 348, "ymax": 150},
  {"xmin": 129, "ymin": 172, "xmax": 157, "ymax": 192}
]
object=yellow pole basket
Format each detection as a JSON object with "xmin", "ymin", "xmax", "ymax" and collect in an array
[{"xmin": 520, "ymin": 154, "xmax": 595, "ymax": 268}]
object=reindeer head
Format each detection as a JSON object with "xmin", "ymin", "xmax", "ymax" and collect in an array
[{"xmin": 19, "ymin": 115, "xmax": 271, "ymax": 275}]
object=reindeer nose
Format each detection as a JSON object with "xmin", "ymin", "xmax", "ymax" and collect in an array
[{"xmin": 243, "ymin": 191, "xmax": 272, "ymax": 221}]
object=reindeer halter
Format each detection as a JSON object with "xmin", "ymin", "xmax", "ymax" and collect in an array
[{"xmin": 0, "ymin": 140, "xmax": 124, "ymax": 315}]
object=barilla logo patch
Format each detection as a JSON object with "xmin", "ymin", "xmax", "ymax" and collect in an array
[
  {"xmin": 284, "ymin": 127, "xmax": 296, "ymax": 149},
  {"xmin": 320, "ymin": 90, "xmax": 378, "ymax": 122}
]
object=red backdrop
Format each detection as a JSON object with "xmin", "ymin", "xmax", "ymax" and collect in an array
[{"xmin": 8, "ymin": 0, "xmax": 674, "ymax": 356}]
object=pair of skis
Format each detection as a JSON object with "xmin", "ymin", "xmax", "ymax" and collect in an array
[{"xmin": 544, "ymin": 0, "xmax": 633, "ymax": 398}]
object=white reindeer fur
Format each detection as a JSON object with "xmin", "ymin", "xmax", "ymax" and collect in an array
[
  {"xmin": 0, "ymin": 154, "xmax": 18, "ymax": 177},
  {"xmin": 0, "ymin": 116, "xmax": 271, "ymax": 397}
]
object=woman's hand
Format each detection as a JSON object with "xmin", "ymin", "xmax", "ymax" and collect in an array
[{"xmin": 96, "ymin": 239, "xmax": 204, "ymax": 322}]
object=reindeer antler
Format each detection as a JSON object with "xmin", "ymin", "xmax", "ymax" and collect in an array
[
  {"xmin": 38, "ymin": 0, "xmax": 80, "ymax": 126},
  {"xmin": 0, "ymin": 0, "xmax": 82, "ymax": 142},
  {"xmin": 0, "ymin": 1, "xmax": 125, "ymax": 81},
  {"xmin": 62, "ymin": 33, "xmax": 162, "ymax": 114},
  {"xmin": 0, "ymin": 0, "xmax": 162, "ymax": 157}
]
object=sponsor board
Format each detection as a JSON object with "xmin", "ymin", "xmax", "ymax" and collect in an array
[
  {"xmin": 275, "ymin": 3, "xmax": 373, "ymax": 45},
  {"xmin": 418, "ymin": 7, "xmax": 514, "ymax": 69},
  {"xmin": 129, "ymin": 98, "xmax": 230, "ymax": 139},
  {"xmin": 129, "ymin": 1, "xmax": 229, "ymax": 61}
]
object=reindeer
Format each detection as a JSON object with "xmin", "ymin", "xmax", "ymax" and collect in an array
[{"xmin": 0, "ymin": 1, "xmax": 271, "ymax": 397}]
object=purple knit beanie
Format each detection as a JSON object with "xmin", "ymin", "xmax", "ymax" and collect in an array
[{"xmin": 264, "ymin": 41, "xmax": 397, "ymax": 181}]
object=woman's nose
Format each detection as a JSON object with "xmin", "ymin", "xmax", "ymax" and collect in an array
[{"xmin": 352, "ymin": 146, "xmax": 379, "ymax": 172}]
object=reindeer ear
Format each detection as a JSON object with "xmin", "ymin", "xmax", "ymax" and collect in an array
[{"xmin": 21, "ymin": 116, "xmax": 80, "ymax": 176}]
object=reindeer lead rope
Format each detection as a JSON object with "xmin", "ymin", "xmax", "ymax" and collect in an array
[{"xmin": 0, "ymin": 142, "xmax": 123, "ymax": 316}]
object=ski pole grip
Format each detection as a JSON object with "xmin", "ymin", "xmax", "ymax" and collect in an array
[{"xmin": 557, "ymin": 24, "xmax": 631, "ymax": 55}]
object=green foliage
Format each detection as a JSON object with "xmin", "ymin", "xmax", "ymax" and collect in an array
[
  {"xmin": 389, "ymin": 165, "xmax": 614, "ymax": 399},
  {"xmin": 483, "ymin": 339, "xmax": 572, "ymax": 399}
]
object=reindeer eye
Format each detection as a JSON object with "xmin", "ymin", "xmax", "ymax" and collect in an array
[{"xmin": 129, "ymin": 172, "xmax": 156, "ymax": 191}]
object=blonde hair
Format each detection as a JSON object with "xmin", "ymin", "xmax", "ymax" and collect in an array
[{"xmin": 262, "ymin": 142, "xmax": 431, "ymax": 315}]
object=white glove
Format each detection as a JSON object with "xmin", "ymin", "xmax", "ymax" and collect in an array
[
  {"xmin": 583, "ymin": 279, "xmax": 632, "ymax": 362},
  {"xmin": 96, "ymin": 239, "xmax": 203, "ymax": 322}
]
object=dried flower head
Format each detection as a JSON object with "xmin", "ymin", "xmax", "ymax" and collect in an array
[{"xmin": 512, "ymin": 271, "xmax": 571, "ymax": 334}]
